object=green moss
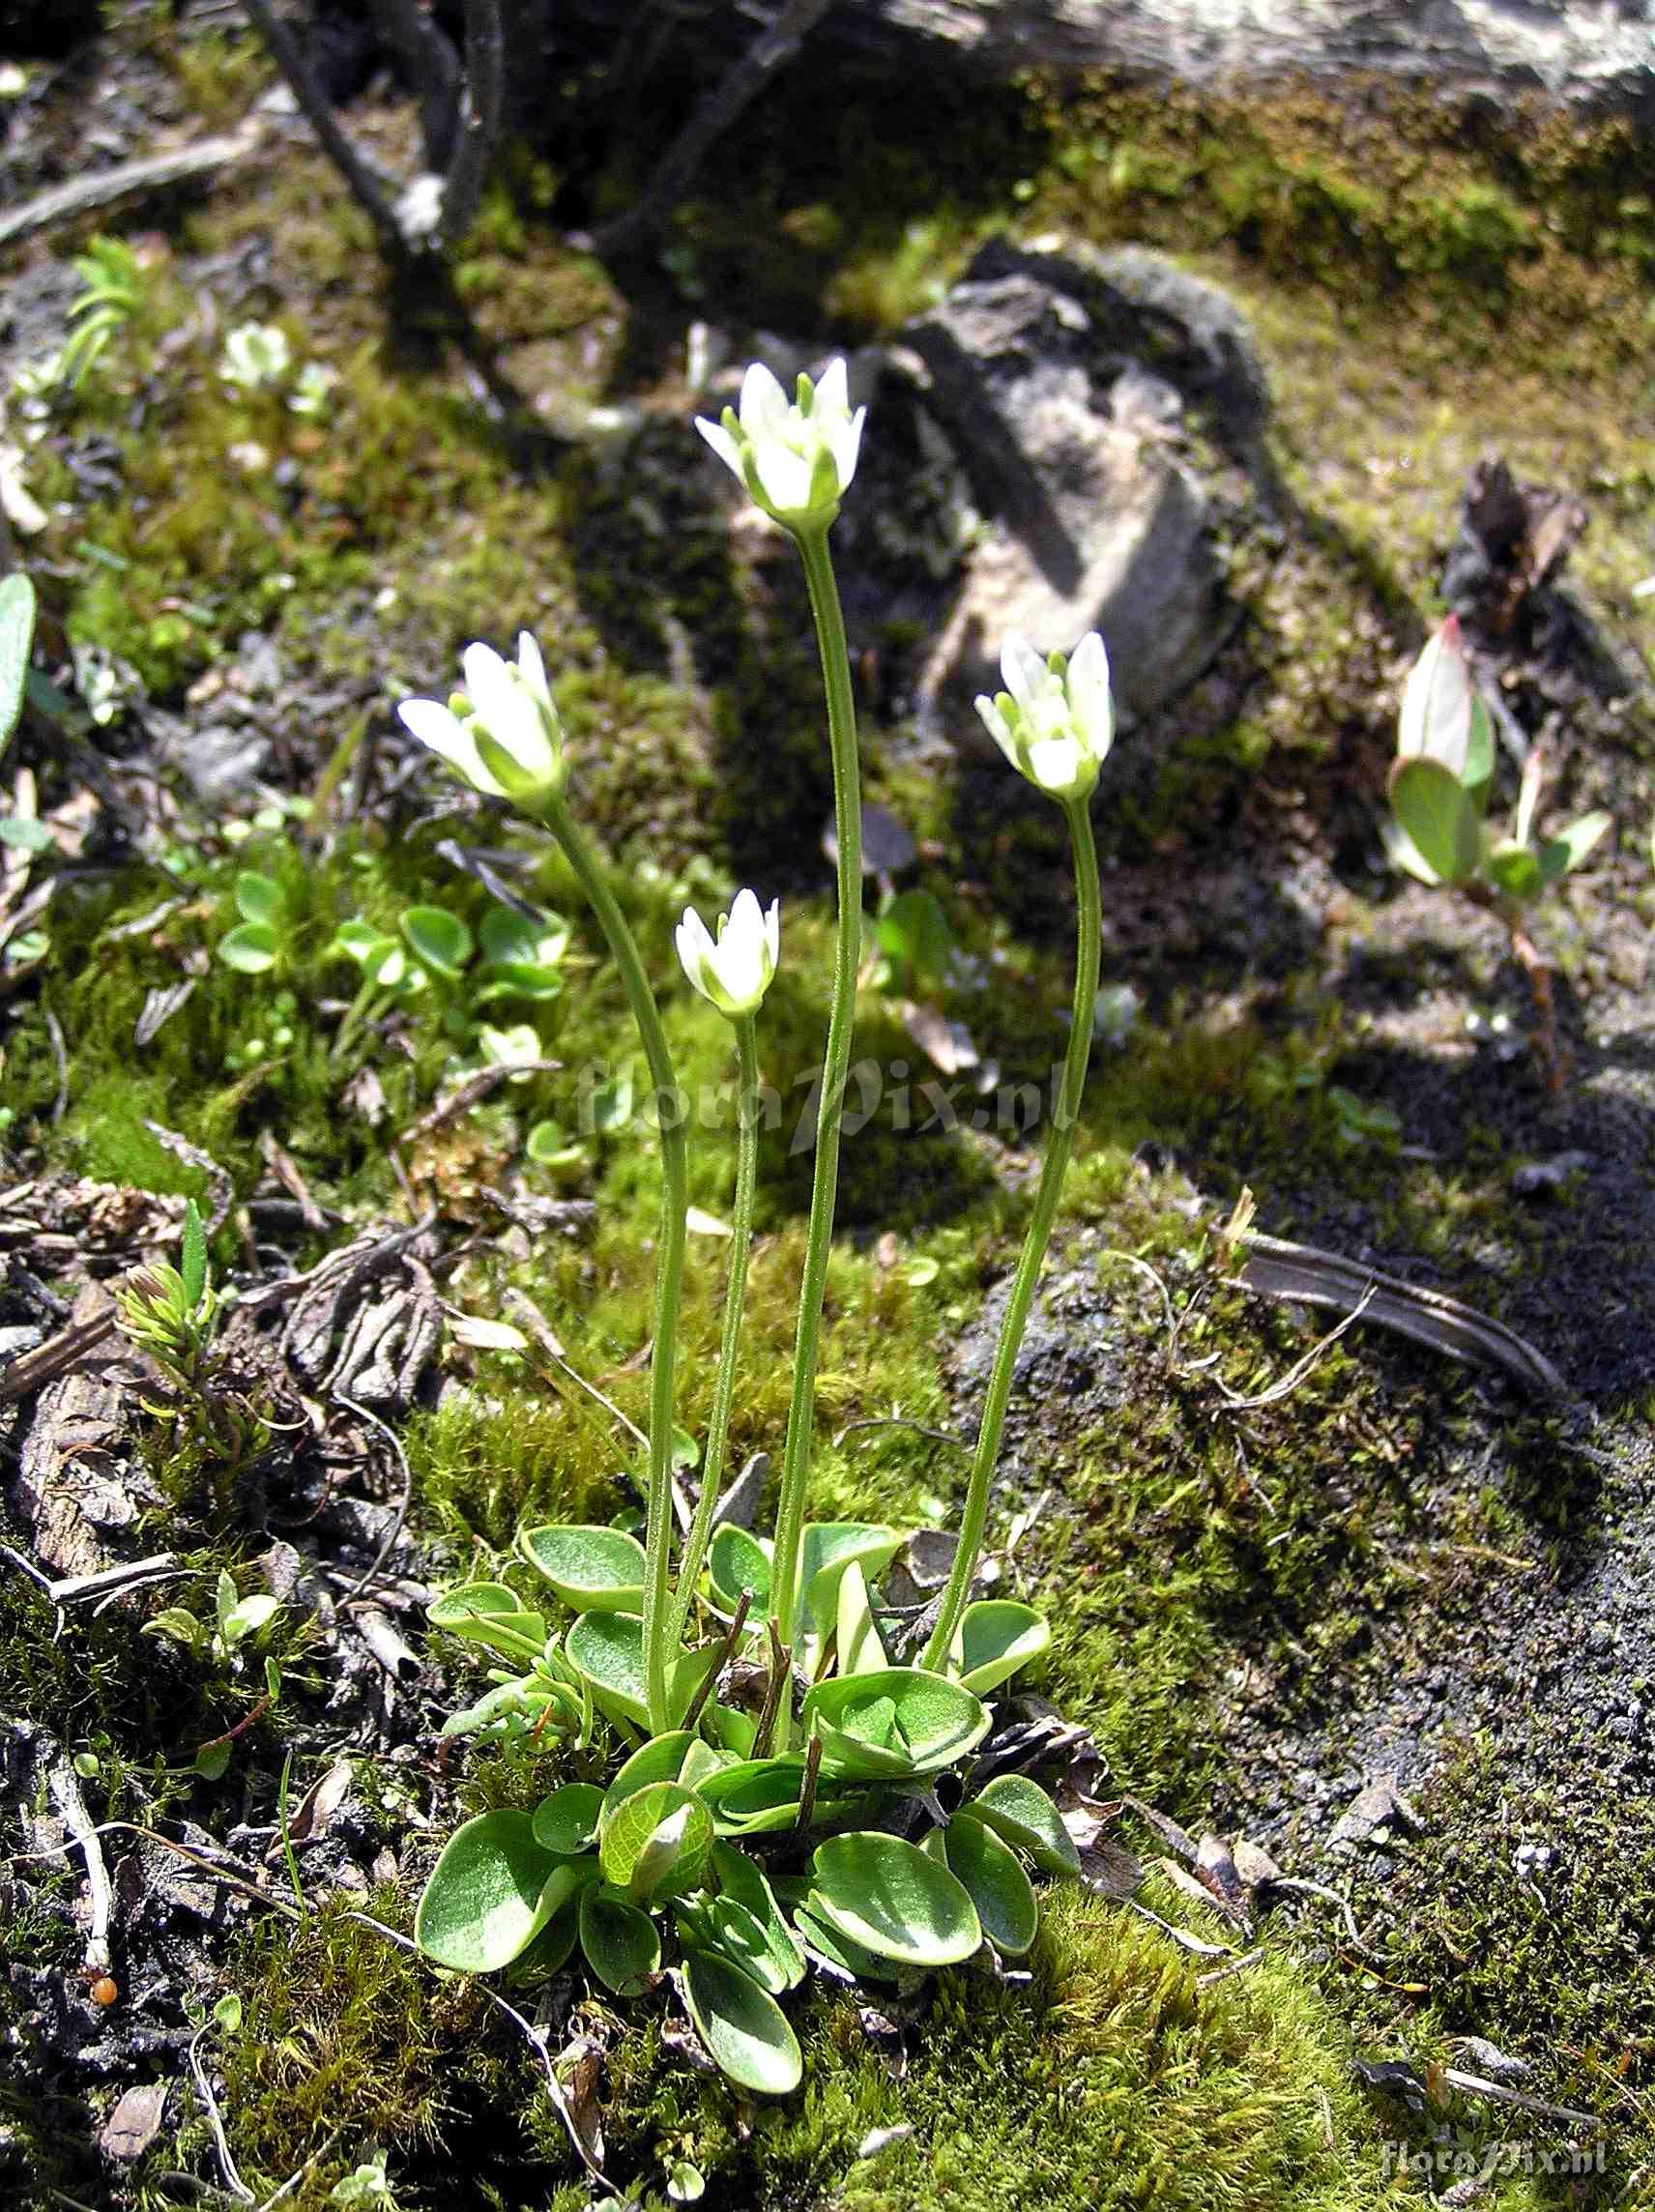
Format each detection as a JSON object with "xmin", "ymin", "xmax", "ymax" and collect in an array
[
  {"xmin": 208, "ymin": 1896, "xmax": 487, "ymax": 2208},
  {"xmin": 191, "ymin": 1877, "xmax": 1425, "ymax": 2210},
  {"xmin": 1355, "ymin": 1736, "xmax": 1655, "ymax": 2125}
]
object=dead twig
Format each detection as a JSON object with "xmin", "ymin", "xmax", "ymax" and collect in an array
[
  {"xmin": 43, "ymin": 1004, "xmax": 67, "ymax": 1124},
  {"xmin": 680, "ymin": 1589, "xmax": 751, "ymax": 1734},
  {"xmin": 330, "ymin": 1391, "xmax": 414, "ymax": 1603},
  {"xmin": 1238, "ymin": 1232, "xmax": 1566, "ymax": 1397},
  {"xmin": 1205, "ymin": 1284, "xmax": 1378, "ymax": 1412},
  {"xmin": 341, "ymin": 1910, "xmax": 606, "ymax": 2179},
  {"xmin": 592, "ymin": 0, "xmax": 838, "ymax": 257},
  {"xmin": 188, "ymin": 2020, "xmax": 255, "ymax": 2204},
  {"xmin": 46, "ymin": 1761, "xmax": 113, "ymax": 1977},
  {"xmin": 1265, "ymin": 1875, "xmax": 1372, "ymax": 1955},
  {"xmin": 240, "ymin": 0, "xmax": 408, "ymax": 256},
  {"xmin": 0, "ymin": 1310, "xmax": 118, "ymax": 1403},
  {"xmin": 0, "ymin": 126, "xmax": 260, "ymax": 250}
]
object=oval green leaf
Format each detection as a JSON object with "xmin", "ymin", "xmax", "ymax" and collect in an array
[
  {"xmin": 964, "ymin": 1773, "xmax": 1081, "ymax": 1878},
  {"xmin": 1538, "ymin": 809, "xmax": 1611, "ymax": 882},
  {"xmin": 401, "ymin": 903, "xmax": 474, "ymax": 977},
  {"xmin": 791, "ymin": 1895, "xmax": 899, "ymax": 1984},
  {"xmin": 809, "ymin": 1831, "xmax": 981, "ymax": 1967},
  {"xmin": 942, "ymin": 1816, "xmax": 1038, "ymax": 1957},
  {"xmin": 951, "ymin": 1599, "xmax": 1051, "ymax": 1696},
  {"xmin": 476, "ymin": 961, "xmax": 565, "ymax": 1004},
  {"xmin": 803, "ymin": 1668, "xmax": 990, "ymax": 1780},
  {"xmin": 532, "ymin": 1782, "xmax": 605, "ymax": 1856},
  {"xmin": 217, "ymin": 921, "xmax": 280, "ymax": 974},
  {"xmin": 1388, "ymin": 757, "xmax": 1481, "ymax": 887},
  {"xmin": 520, "ymin": 1523, "xmax": 647, "ymax": 1613},
  {"xmin": 565, "ymin": 1609, "xmax": 649, "ymax": 1727},
  {"xmin": 707, "ymin": 1525, "xmax": 770, "ymax": 1615},
  {"xmin": 578, "ymin": 1882, "xmax": 660, "ymax": 1994},
  {"xmin": 798, "ymin": 1523, "xmax": 903, "ymax": 1642},
  {"xmin": 681, "ymin": 1949, "xmax": 801, "ymax": 2097},
  {"xmin": 602, "ymin": 1732, "xmax": 697, "ymax": 1815},
  {"xmin": 709, "ymin": 1841, "xmax": 805, "ymax": 1991},
  {"xmin": 233, "ymin": 871, "xmax": 286, "ymax": 927},
  {"xmin": 599, "ymin": 1780, "xmax": 713, "ymax": 1904},
  {"xmin": 414, "ymin": 1809, "xmax": 567, "ymax": 1973},
  {"xmin": 427, "ymin": 1582, "xmax": 548, "ymax": 1663}
]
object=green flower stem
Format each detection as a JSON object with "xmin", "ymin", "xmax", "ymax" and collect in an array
[
  {"xmin": 921, "ymin": 795, "xmax": 1101, "ymax": 1674},
  {"xmin": 667, "ymin": 1011, "xmax": 760, "ymax": 1651},
  {"xmin": 543, "ymin": 796, "xmax": 687, "ymax": 1736},
  {"xmin": 332, "ymin": 974, "xmax": 389, "ymax": 1061},
  {"xmin": 769, "ymin": 522, "xmax": 862, "ymax": 1702}
]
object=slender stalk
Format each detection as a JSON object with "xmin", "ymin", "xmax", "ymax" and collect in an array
[
  {"xmin": 543, "ymin": 797, "xmax": 687, "ymax": 1735},
  {"xmin": 768, "ymin": 523, "xmax": 862, "ymax": 1701},
  {"xmin": 921, "ymin": 797, "xmax": 1101, "ymax": 1673},
  {"xmin": 667, "ymin": 1013, "xmax": 761, "ymax": 1650}
]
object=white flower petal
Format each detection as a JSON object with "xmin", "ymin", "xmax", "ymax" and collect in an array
[
  {"xmin": 829, "ymin": 407, "xmax": 865, "ymax": 493},
  {"xmin": 1065, "ymin": 630, "xmax": 1114, "ymax": 756},
  {"xmin": 695, "ymin": 417, "xmax": 744, "ymax": 481},
  {"xmin": 1001, "ymin": 634, "xmax": 1046, "ymax": 707},
  {"xmin": 1027, "ymin": 735, "xmax": 1088, "ymax": 797},
  {"xmin": 461, "ymin": 640, "xmax": 508, "ymax": 704},
  {"xmin": 516, "ymin": 630, "xmax": 550, "ymax": 708},
  {"xmin": 727, "ymin": 887, "xmax": 763, "ymax": 941},
  {"xmin": 1400, "ymin": 620, "xmax": 1471, "ymax": 771},
  {"xmin": 763, "ymin": 896, "xmax": 780, "ymax": 967},
  {"xmin": 814, "ymin": 358, "xmax": 850, "ymax": 417},
  {"xmin": 753, "ymin": 444, "xmax": 815, "ymax": 517},
  {"xmin": 740, "ymin": 362, "xmax": 791, "ymax": 439},
  {"xmin": 975, "ymin": 694, "xmax": 1014, "ymax": 752},
  {"xmin": 397, "ymin": 698, "xmax": 505, "ymax": 796}
]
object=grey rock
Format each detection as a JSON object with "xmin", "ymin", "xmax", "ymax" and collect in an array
[
  {"xmin": 150, "ymin": 714, "xmax": 270, "ymax": 803},
  {"xmin": 900, "ymin": 237, "xmax": 1265, "ymax": 754}
]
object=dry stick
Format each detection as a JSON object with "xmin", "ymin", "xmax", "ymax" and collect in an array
[
  {"xmin": 330, "ymin": 1391, "xmax": 414, "ymax": 1604},
  {"xmin": 793, "ymin": 1732, "xmax": 824, "ymax": 1835},
  {"xmin": 679, "ymin": 1589, "xmax": 751, "ymax": 1735},
  {"xmin": 47, "ymin": 1762, "xmax": 113, "ymax": 1976},
  {"xmin": 371, "ymin": 0, "xmax": 462, "ymax": 167},
  {"xmin": 0, "ymin": 127, "xmax": 259, "ymax": 251},
  {"xmin": 752, "ymin": 1621, "xmax": 791, "ymax": 1761},
  {"xmin": 436, "ymin": 0, "xmax": 507, "ymax": 248},
  {"xmin": 1205, "ymin": 1284, "xmax": 1378, "ymax": 1412},
  {"xmin": 1266, "ymin": 1874, "xmax": 1371, "ymax": 1955},
  {"xmin": 240, "ymin": 0, "xmax": 409, "ymax": 256},
  {"xmin": 250, "ymin": 2127, "xmax": 346, "ymax": 2212},
  {"xmin": 592, "ymin": 0, "xmax": 838, "ymax": 256},
  {"xmin": 188, "ymin": 2021, "xmax": 255, "ymax": 2204},
  {"xmin": 25, "ymin": 1827, "xmax": 604, "ymax": 2185}
]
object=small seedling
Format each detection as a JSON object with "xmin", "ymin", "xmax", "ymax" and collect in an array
[
  {"xmin": 1385, "ymin": 618, "xmax": 1610, "ymax": 1086},
  {"xmin": 145, "ymin": 1567, "xmax": 282, "ymax": 1665},
  {"xmin": 114, "ymin": 1199, "xmax": 221, "ymax": 1387},
  {"xmin": 58, "ymin": 236, "xmax": 145, "ymax": 393},
  {"xmin": 145, "ymin": 1570, "xmax": 285, "ymax": 1779},
  {"xmin": 217, "ymin": 869, "xmax": 291, "ymax": 975}
]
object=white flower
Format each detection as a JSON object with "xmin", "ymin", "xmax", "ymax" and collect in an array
[
  {"xmin": 220, "ymin": 323, "xmax": 291, "ymax": 393},
  {"xmin": 975, "ymin": 630, "xmax": 1114, "ymax": 802},
  {"xmin": 1398, "ymin": 616, "xmax": 1486, "ymax": 782},
  {"xmin": 695, "ymin": 359, "xmax": 865, "ymax": 530},
  {"xmin": 675, "ymin": 888, "xmax": 780, "ymax": 1019},
  {"xmin": 396, "ymin": 632, "xmax": 566, "ymax": 805}
]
